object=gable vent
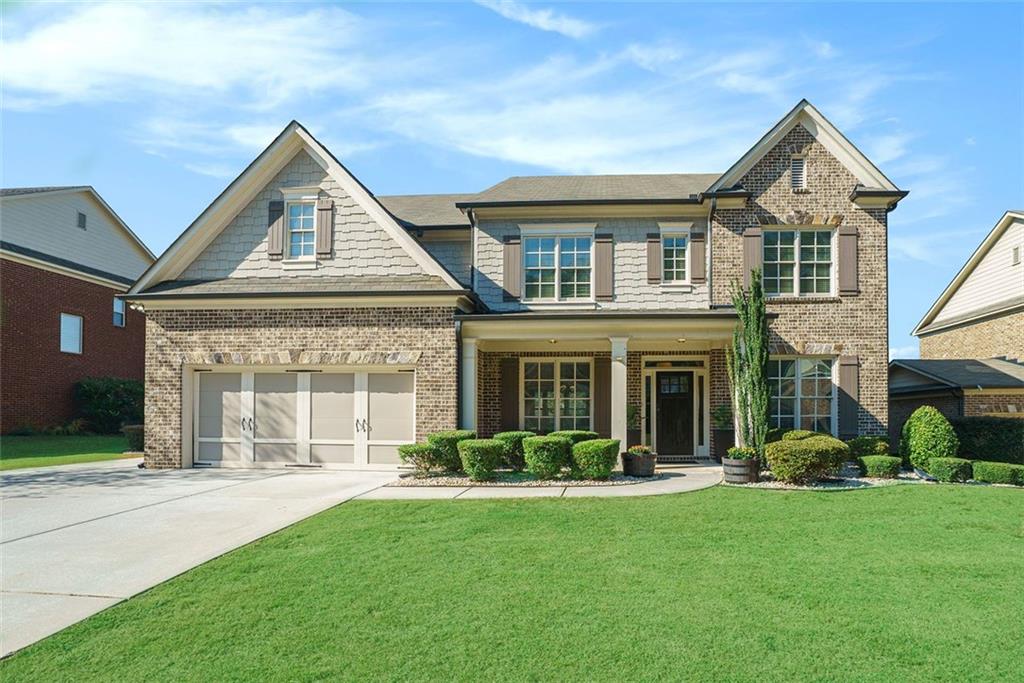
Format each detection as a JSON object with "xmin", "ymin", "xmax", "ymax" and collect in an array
[{"xmin": 790, "ymin": 156, "xmax": 806, "ymax": 190}]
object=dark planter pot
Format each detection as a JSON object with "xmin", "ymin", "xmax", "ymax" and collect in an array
[
  {"xmin": 711, "ymin": 428, "xmax": 735, "ymax": 463},
  {"xmin": 622, "ymin": 452, "xmax": 657, "ymax": 477},
  {"xmin": 722, "ymin": 457, "xmax": 760, "ymax": 484}
]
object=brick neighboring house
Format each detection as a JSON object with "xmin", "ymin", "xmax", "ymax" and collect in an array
[
  {"xmin": 1, "ymin": 187, "xmax": 155, "ymax": 433},
  {"xmin": 888, "ymin": 210, "xmax": 1024, "ymax": 439},
  {"xmin": 125, "ymin": 100, "xmax": 907, "ymax": 469}
]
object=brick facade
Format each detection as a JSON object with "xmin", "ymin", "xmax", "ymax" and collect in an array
[
  {"xmin": 712, "ymin": 125, "xmax": 889, "ymax": 436},
  {"xmin": 1, "ymin": 258, "xmax": 145, "ymax": 432},
  {"xmin": 143, "ymin": 306, "xmax": 458, "ymax": 468},
  {"xmin": 888, "ymin": 391, "xmax": 1024, "ymax": 447},
  {"xmin": 919, "ymin": 309, "xmax": 1024, "ymax": 360}
]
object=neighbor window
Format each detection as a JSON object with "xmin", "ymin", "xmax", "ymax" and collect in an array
[
  {"xmin": 768, "ymin": 358, "xmax": 834, "ymax": 433},
  {"xmin": 60, "ymin": 313, "xmax": 83, "ymax": 354},
  {"xmin": 763, "ymin": 229, "xmax": 832, "ymax": 296},
  {"xmin": 791, "ymin": 156, "xmax": 806, "ymax": 190},
  {"xmin": 522, "ymin": 360, "xmax": 592, "ymax": 432},
  {"xmin": 113, "ymin": 298, "xmax": 125, "ymax": 327},
  {"xmin": 662, "ymin": 234, "xmax": 688, "ymax": 283},
  {"xmin": 523, "ymin": 236, "xmax": 592, "ymax": 301},
  {"xmin": 77, "ymin": 211, "xmax": 87, "ymax": 229},
  {"xmin": 286, "ymin": 202, "xmax": 316, "ymax": 259}
]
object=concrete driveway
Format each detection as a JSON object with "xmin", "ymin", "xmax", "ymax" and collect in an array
[{"xmin": 0, "ymin": 459, "xmax": 395, "ymax": 657}]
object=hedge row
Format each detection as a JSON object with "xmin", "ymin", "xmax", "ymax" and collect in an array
[
  {"xmin": 951, "ymin": 416, "xmax": 1024, "ymax": 465},
  {"xmin": 764, "ymin": 431, "xmax": 849, "ymax": 484}
]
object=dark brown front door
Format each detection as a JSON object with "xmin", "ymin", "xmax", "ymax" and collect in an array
[{"xmin": 656, "ymin": 371, "xmax": 694, "ymax": 455}]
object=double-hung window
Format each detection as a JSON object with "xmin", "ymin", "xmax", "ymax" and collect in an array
[
  {"xmin": 113, "ymin": 298, "xmax": 125, "ymax": 327},
  {"xmin": 763, "ymin": 229, "xmax": 833, "ymax": 296},
  {"xmin": 522, "ymin": 359, "xmax": 592, "ymax": 433},
  {"xmin": 286, "ymin": 202, "xmax": 316, "ymax": 259},
  {"xmin": 523, "ymin": 235, "xmax": 592, "ymax": 301},
  {"xmin": 768, "ymin": 358, "xmax": 834, "ymax": 433},
  {"xmin": 662, "ymin": 234, "xmax": 688, "ymax": 283},
  {"xmin": 60, "ymin": 313, "xmax": 83, "ymax": 354}
]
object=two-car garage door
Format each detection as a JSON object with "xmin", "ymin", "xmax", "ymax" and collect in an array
[{"xmin": 195, "ymin": 369, "xmax": 415, "ymax": 468}]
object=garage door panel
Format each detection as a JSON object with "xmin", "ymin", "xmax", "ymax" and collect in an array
[
  {"xmin": 254, "ymin": 374, "xmax": 297, "ymax": 440},
  {"xmin": 197, "ymin": 441, "xmax": 241, "ymax": 462},
  {"xmin": 367, "ymin": 444, "xmax": 402, "ymax": 465},
  {"xmin": 311, "ymin": 373, "xmax": 354, "ymax": 440},
  {"xmin": 198, "ymin": 373, "xmax": 241, "ymax": 439},
  {"xmin": 310, "ymin": 444, "xmax": 355, "ymax": 464},
  {"xmin": 254, "ymin": 443, "xmax": 298, "ymax": 463},
  {"xmin": 368, "ymin": 373, "xmax": 414, "ymax": 441}
]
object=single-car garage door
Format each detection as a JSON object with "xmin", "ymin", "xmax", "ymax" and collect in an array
[{"xmin": 194, "ymin": 369, "xmax": 414, "ymax": 468}]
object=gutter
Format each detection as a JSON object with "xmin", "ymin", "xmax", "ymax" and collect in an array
[
  {"xmin": 455, "ymin": 196, "xmax": 704, "ymax": 209},
  {"xmin": 122, "ymin": 288, "xmax": 475, "ymax": 301}
]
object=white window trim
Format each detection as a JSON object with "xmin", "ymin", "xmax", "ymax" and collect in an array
[
  {"xmin": 762, "ymin": 226, "xmax": 837, "ymax": 298},
  {"xmin": 790, "ymin": 154, "xmax": 807, "ymax": 190},
  {"xmin": 768, "ymin": 355, "xmax": 838, "ymax": 436},
  {"xmin": 518, "ymin": 357, "xmax": 595, "ymax": 432},
  {"xmin": 113, "ymin": 298, "xmax": 126, "ymax": 328},
  {"xmin": 519, "ymin": 226, "xmax": 597, "ymax": 304},
  {"xmin": 659, "ymin": 222, "xmax": 693, "ymax": 288},
  {"xmin": 283, "ymin": 199, "xmax": 318, "ymax": 263},
  {"xmin": 60, "ymin": 313, "xmax": 83, "ymax": 354}
]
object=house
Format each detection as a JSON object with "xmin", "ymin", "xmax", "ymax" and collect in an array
[
  {"xmin": 124, "ymin": 100, "xmax": 907, "ymax": 469},
  {"xmin": 888, "ymin": 210, "xmax": 1024, "ymax": 441},
  {"xmin": 1, "ymin": 186, "xmax": 155, "ymax": 432}
]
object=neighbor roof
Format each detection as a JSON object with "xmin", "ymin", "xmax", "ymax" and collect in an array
[
  {"xmin": 890, "ymin": 358, "xmax": 1024, "ymax": 390},
  {"xmin": 378, "ymin": 194, "xmax": 473, "ymax": 228},
  {"xmin": 0, "ymin": 185, "xmax": 90, "ymax": 197},
  {"xmin": 456, "ymin": 174, "xmax": 721, "ymax": 208}
]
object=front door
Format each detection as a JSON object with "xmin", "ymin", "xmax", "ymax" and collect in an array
[{"xmin": 656, "ymin": 371, "xmax": 694, "ymax": 456}]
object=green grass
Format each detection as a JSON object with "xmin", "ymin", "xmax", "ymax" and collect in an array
[
  {"xmin": 0, "ymin": 435, "xmax": 132, "ymax": 471},
  {"xmin": 3, "ymin": 485, "xmax": 1022, "ymax": 681}
]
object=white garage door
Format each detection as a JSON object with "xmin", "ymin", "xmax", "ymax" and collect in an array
[{"xmin": 194, "ymin": 369, "xmax": 414, "ymax": 468}]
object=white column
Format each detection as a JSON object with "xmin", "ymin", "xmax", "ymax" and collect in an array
[
  {"xmin": 609, "ymin": 337, "xmax": 629, "ymax": 448},
  {"xmin": 461, "ymin": 338, "xmax": 478, "ymax": 431}
]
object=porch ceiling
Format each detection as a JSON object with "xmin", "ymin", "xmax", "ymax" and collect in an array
[{"xmin": 459, "ymin": 310, "xmax": 740, "ymax": 344}]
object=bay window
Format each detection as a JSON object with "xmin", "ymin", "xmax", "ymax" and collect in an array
[
  {"xmin": 763, "ymin": 229, "xmax": 833, "ymax": 296},
  {"xmin": 523, "ymin": 236, "xmax": 592, "ymax": 301},
  {"xmin": 522, "ymin": 359, "xmax": 592, "ymax": 432},
  {"xmin": 768, "ymin": 358, "xmax": 835, "ymax": 434}
]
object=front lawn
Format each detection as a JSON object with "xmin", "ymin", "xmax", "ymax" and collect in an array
[
  {"xmin": 0, "ymin": 435, "xmax": 132, "ymax": 471},
  {"xmin": 3, "ymin": 485, "xmax": 1021, "ymax": 680}
]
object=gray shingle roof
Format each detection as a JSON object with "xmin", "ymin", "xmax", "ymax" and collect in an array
[
  {"xmin": 0, "ymin": 186, "xmax": 90, "ymax": 197},
  {"xmin": 893, "ymin": 358, "xmax": 1024, "ymax": 389},
  {"xmin": 458, "ymin": 174, "xmax": 721, "ymax": 206},
  {"xmin": 137, "ymin": 275, "xmax": 461, "ymax": 298},
  {"xmin": 377, "ymin": 194, "xmax": 472, "ymax": 228}
]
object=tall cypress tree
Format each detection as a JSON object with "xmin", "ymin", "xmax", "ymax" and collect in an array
[{"xmin": 726, "ymin": 269, "xmax": 770, "ymax": 456}]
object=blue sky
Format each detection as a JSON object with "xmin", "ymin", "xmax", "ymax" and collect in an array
[{"xmin": 2, "ymin": 1, "xmax": 1022, "ymax": 357}]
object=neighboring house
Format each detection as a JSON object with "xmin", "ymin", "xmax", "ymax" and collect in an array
[
  {"xmin": 125, "ymin": 100, "xmax": 907, "ymax": 469},
  {"xmin": 912, "ymin": 210, "xmax": 1024, "ymax": 360},
  {"xmin": 0, "ymin": 186, "xmax": 155, "ymax": 433}
]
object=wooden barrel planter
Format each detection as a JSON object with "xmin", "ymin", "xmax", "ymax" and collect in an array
[
  {"xmin": 722, "ymin": 457, "xmax": 760, "ymax": 484},
  {"xmin": 622, "ymin": 452, "xmax": 657, "ymax": 477}
]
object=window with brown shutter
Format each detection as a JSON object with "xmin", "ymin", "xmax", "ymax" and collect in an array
[
  {"xmin": 646, "ymin": 233, "xmax": 661, "ymax": 283},
  {"xmin": 837, "ymin": 225, "xmax": 859, "ymax": 296},
  {"xmin": 315, "ymin": 199, "xmax": 334, "ymax": 257},
  {"xmin": 742, "ymin": 227, "xmax": 762, "ymax": 287},
  {"xmin": 267, "ymin": 201, "xmax": 284, "ymax": 258},
  {"xmin": 838, "ymin": 355, "xmax": 859, "ymax": 439},
  {"xmin": 690, "ymin": 231, "xmax": 706, "ymax": 283},
  {"xmin": 595, "ymin": 234, "xmax": 613, "ymax": 301},
  {"xmin": 502, "ymin": 234, "xmax": 522, "ymax": 301}
]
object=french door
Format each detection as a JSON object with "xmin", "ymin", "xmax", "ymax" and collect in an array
[{"xmin": 194, "ymin": 369, "xmax": 414, "ymax": 468}]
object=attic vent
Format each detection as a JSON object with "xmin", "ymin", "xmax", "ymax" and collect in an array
[
  {"xmin": 1013, "ymin": 245, "xmax": 1021, "ymax": 266},
  {"xmin": 790, "ymin": 156, "xmax": 806, "ymax": 190},
  {"xmin": 77, "ymin": 211, "xmax": 87, "ymax": 230}
]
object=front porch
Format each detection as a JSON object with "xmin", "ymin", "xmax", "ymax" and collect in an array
[{"xmin": 458, "ymin": 311, "xmax": 737, "ymax": 460}]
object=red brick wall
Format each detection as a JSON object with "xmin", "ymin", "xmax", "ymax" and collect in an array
[{"xmin": 1, "ymin": 259, "xmax": 145, "ymax": 432}]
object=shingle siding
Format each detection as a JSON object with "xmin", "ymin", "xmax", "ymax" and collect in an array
[{"xmin": 419, "ymin": 238, "xmax": 472, "ymax": 286}]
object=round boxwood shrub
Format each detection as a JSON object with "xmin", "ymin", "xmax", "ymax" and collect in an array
[
  {"xmin": 548, "ymin": 430, "xmax": 599, "ymax": 445},
  {"xmin": 457, "ymin": 439, "xmax": 505, "ymax": 482},
  {"xmin": 857, "ymin": 455, "xmax": 902, "ymax": 479},
  {"xmin": 426, "ymin": 430, "xmax": 476, "ymax": 472},
  {"xmin": 764, "ymin": 434, "xmax": 849, "ymax": 484},
  {"xmin": 971, "ymin": 460, "xmax": 1024, "ymax": 486},
  {"xmin": 927, "ymin": 456, "xmax": 973, "ymax": 483},
  {"xmin": 492, "ymin": 431, "xmax": 535, "ymax": 471},
  {"xmin": 523, "ymin": 435, "xmax": 571, "ymax": 479},
  {"xmin": 900, "ymin": 406, "xmax": 959, "ymax": 471},
  {"xmin": 398, "ymin": 443, "xmax": 439, "ymax": 476},
  {"xmin": 571, "ymin": 439, "xmax": 621, "ymax": 480},
  {"xmin": 781, "ymin": 429, "xmax": 824, "ymax": 441},
  {"xmin": 847, "ymin": 435, "xmax": 890, "ymax": 458}
]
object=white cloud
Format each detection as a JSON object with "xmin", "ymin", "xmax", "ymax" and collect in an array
[
  {"xmin": 889, "ymin": 345, "xmax": 919, "ymax": 360},
  {"xmin": 474, "ymin": 0, "xmax": 596, "ymax": 39},
  {"xmin": 808, "ymin": 39, "xmax": 837, "ymax": 59},
  {"xmin": 863, "ymin": 133, "xmax": 914, "ymax": 165},
  {"xmin": 183, "ymin": 162, "xmax": 239, "ymax": 180}
]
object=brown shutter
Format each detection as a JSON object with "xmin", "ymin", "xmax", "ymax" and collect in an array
[
  {"xmin": 838, "ymin": 225, "xmax": 859, "ymax": 296},
  {"xmin": 499, "ymin": 358, "xmax": 519, "ymax": 431},
  {"xmin": 838, "ymin": 355, "xmax": 859, "ymax": 439},
  {"xmin": 742, "ymin": 227, "xmax": 763, "ymax": 287},
  {"xmin": 595, "ymin": 233, "xmax": 613, "ymax": 301},
  {"xmin": 502, "ymin": 234, "xmax": 521, "ymax": 301},
  {"xmin": 647, "ymin": 233, "xmax": 661, "ymax": 283},
  {"xmin": 315, "ymin": 199, "xmax": 334, "ymax": 257},
  {"xmin": 690, "ymin": 230, "xmax": 706, "ymax": 283},
  {"xmin": 267, "ymin": 201, "xmax": 284, "ymax": 258},
  {"xmin": 593, "ymin": 357, "xmax": 611, "ymax": 438}
]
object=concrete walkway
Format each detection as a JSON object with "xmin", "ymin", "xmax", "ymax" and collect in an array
[{"xmin": 356, "ymin": 464, "xmax": 723, "ymax": 500}]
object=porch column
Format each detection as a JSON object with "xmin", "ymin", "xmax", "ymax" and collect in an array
[
  {"xmin": 609, "ymin": 337, "xmax": 629, "ymax": 448},
  {"xmin": 461, "ymin": 338, "xmax": 477, "ymax": 430}
]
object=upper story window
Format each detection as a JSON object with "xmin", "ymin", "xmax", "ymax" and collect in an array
[
  {"xmin": 768, "ymin": 357, "xmax": 834, "ymax": 434},
  {"xmin": 113, "ymin": 298, "xmax": 125, "ymax": 327},
  {"xmin": 523, "ymin": 235, "xmax": 592, "ymax": 301},
  {"xmin": 60, "ymin": 313, "xmax": 83, "ymax": 354},
  {"xmin": 790, "ymin": 156, "xmax": 807, "ymax": 190},
  {"xmin": 763, "ymin": 229, "xmax": 832, "ymax": 296},
  {"xmin": 662, "ymin": 234, "xmax": 688, "ymax": 283},
  {"xmin": 76, "ymin": 211, "xmax": 87, "ymax": 230},
  {"xmin": 286, "ymin": 202, "xmax": 316, "ymax": 259}
]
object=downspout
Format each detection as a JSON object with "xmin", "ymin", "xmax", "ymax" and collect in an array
[
  {"xmin": 455, "ymin": 318, "xmax": 463, "ymax": 430},
  {"xmin": 707, "ymin": 196, "xmax": 717, "ymax": 307}
]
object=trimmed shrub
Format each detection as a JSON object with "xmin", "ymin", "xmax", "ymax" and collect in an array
[
  {"xmin": 971, "ymin": 460, "xmax": 1024, "ymax": 486},
  {"xmin": 457, "ymin": 439, "xmax": 505, "ymax": 482},
  {"xmin": 847, "ymin": 435, "xmax": 890, "ymax": 458},
  {"xmin": 398, "ymin": 443, "xmax": 440, "ymax": 476},
  {"xmin": 952, "ymin": 417, "xmax": 1024, "ymax": 465},
  {"xmin": 781, "ymin": 429, "xmax": 824, "ymax": 441},
  {"xmin": 523, "ymin": 436, "xmax": 571, "ymax": 479},
  {"xmin": 45, "ymin": 418, "xmax": 91, "ymax": 436},
  {"xmin": 900, "ymin": 406, "xmax": 959, "ymax": 471},
  {"xmin": 74, "ymin": 377, "xmax": 143, "ymax": 434},
  {"xmin": 548, "ymin": 430, "xmax": 599, "ymax": 445},
  {"xmin": 764, "ymin": 434, "xmax": 849, "ymax": 484},
  {"xmin": 493, "ymin": 431, "xmax": 535, "ymax": 471},
  {"xmin": 927, "ymin": 457, "xmax": 973, "ymax": 483},
  {"xmin": 765, "ymin": 428, "xmax": 786, "ymax": 444},
  {"xmin": 571, "ymin": 439, "xmax": 620, "ymax": 480},
  {"xmin": 426, "ymin": 430, "xmax": 476, "ymax": 472},
  {"xmin": 857, "ymin": 455, "xmax": 902, "ymax": 479},
  {"xmin": 122, "ymin": 424, "xmax": 145, "ymax": 452}
]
